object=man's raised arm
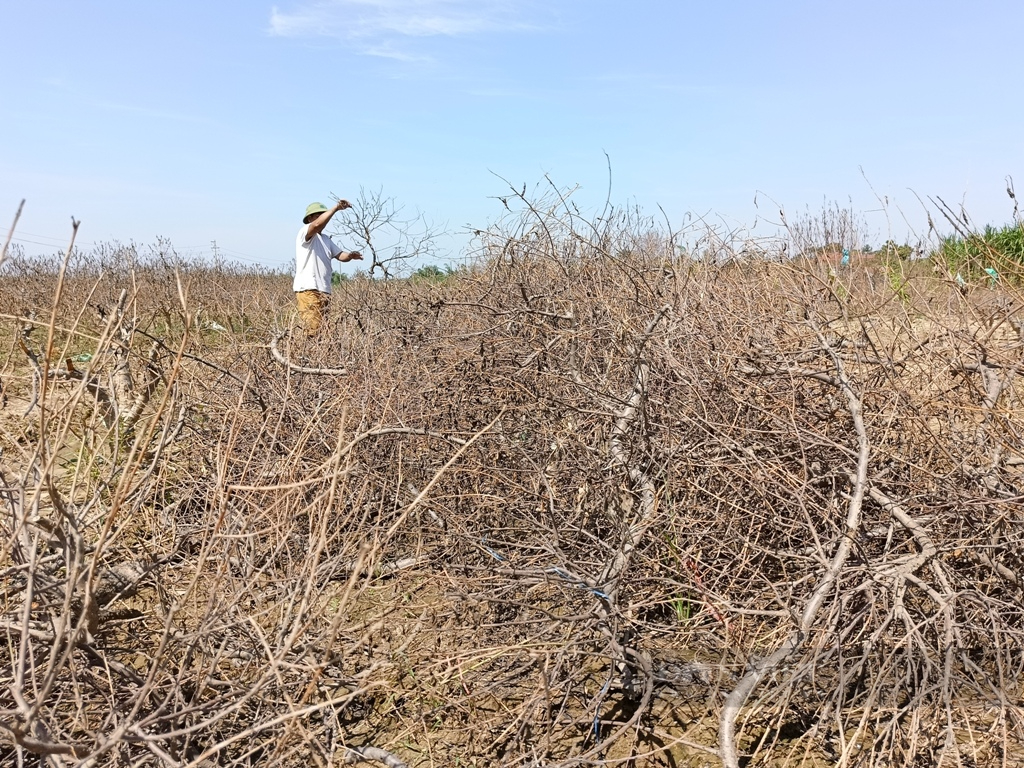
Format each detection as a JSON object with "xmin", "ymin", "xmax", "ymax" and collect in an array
[{"xmin": 304, "ymin": 199, "xmax": 351, "ymax": 242}]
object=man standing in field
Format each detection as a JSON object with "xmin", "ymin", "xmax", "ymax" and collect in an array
[{"xmin": 294, "ymin": 199, "xmax": 363, "ymax": 336}]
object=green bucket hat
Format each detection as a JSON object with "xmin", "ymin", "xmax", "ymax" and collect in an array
[{"xmin": 304, "ymin": 202, "xmax": 330, "ymax": 222}]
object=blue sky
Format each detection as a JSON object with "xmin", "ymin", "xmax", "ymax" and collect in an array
[{"xmin": 3, "ymin": 0, "xmax": 1022, "ymax": 272}]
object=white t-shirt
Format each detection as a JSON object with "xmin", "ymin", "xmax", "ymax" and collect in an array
[{"xmin": 293, "ymin": 224, "xmax": 342, "ymax": 293}]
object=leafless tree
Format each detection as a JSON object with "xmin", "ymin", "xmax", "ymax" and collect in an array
[{"xmin": 330, "ymin": 187, "xmax": 443, "ymax": 279}]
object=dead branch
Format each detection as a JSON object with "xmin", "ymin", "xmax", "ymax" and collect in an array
[
  {"xmin": 719, "ymin": 327, "xmax": 871, "ymax": 768},
  {"xmin": 270, "ymin": 330, "xmax": 348, "ymax": 375},
  {"xmin": 0, "ymin": 199, "xmax": 24, "ymax": 269}
]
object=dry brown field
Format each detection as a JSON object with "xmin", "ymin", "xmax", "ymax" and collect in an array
[{"xmin": 2, "ymin": 211, "xmax": 1022, "ymax": 767}]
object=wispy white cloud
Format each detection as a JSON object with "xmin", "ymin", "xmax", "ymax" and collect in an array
[
  {"xmin": 41, "ymin": 78, "xmax": 213, "ymax": 126},
  {"xmin": 269, "ymin": 0, "xmax": 540, "ymax": 58},
  {"xmin": 90, "ymin": 98, "xmax": 214, "ymax": 125},
  {"xmin": 360, "ymin": 42, "xmax": 431, "ymax": 63}
]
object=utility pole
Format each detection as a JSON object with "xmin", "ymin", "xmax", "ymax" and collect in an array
[{"xmin": 211, "ymin": 240, "xmax": 220, "ymax": 263}]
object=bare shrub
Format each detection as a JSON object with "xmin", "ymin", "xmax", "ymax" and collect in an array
[{"xmin": 1, "ymin": 196, "xmax": 1022, "ymax": 767}]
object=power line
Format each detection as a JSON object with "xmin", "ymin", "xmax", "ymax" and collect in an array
[
  {"xmin": 0, "ymin": 231, "xmax": 270, "ymax": 264},
  {"xmin": 3, "ymin": 229, "xmax": 82, "ymax": 244},
  {"xmin": 2, "ymin": 232, "xmax": 99, "ymax": 248}
]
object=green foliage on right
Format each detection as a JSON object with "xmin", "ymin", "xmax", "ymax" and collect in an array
[{"xmin": 935, "ymin": 223, "xmax": 1024, "ymax": 280}]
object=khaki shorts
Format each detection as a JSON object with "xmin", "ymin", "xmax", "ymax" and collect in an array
[{"xmin": 296, "ymin": 290, "xmax": 330, "ymax": 336}]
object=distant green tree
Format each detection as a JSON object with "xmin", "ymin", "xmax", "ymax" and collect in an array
[
  {"xmin": 413, "ymin": 264, "xmax": 444, "ymax": 280},
  {"xmin": 879, "ymin": 240, "xmax": 915, "ymax": 260}
]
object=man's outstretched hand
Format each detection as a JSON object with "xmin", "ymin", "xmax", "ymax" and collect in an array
[
  {"xmin": 338, "ymin": 251, "xmax": 363, "ymax": 262},
  {"xmin": 333, "ymin": 199, "xmax": 352, "ymax": 212}
]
